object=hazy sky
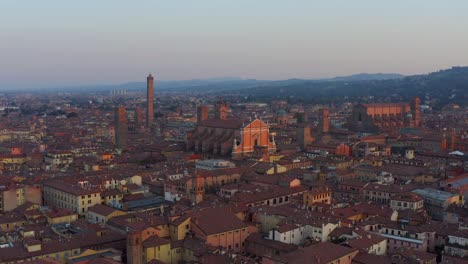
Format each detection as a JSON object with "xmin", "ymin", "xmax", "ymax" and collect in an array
[{"xmin": 1, "ymin": 1, "xmax": 468, "ymax": 89}]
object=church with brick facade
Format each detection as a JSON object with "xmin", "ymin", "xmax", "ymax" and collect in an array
[
  {"xmin": 347, "ymin": 97, "xmax": 421, "ymax": 133},
  {"xmin": 186, "ymin": 100, "xmax": 276, "ymax": 158}
]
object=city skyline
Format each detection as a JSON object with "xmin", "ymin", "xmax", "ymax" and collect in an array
[
  {"xmin": 0, "ymin": 2, "xmax": 467, "ymax": 262},
  {"xmin": 1, "ymin": 1, "xmax": 468, "ymax": 89}
]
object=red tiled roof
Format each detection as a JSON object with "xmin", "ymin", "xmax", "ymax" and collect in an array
[
  {"xmin": 44, "ymin": 180, "xmax": 101, "ymax": 196},
  {"xmin": 0, "ymin": 227, "xmax": 125, "ymax": 262},
  {"xmin": 143, "ymin": 235, "xmax": 170, "ymax": 248},
  {"xmin": 198, "ymin": 118, "xmax": 244, "ymax": 129},
  {"xmin": 88, "ymin": 204, "xmax": 121, "ymax": 216},
  {"xmin": 230, "ymin": 186, "xmax": 307, "ymax": 205},
  {"xmin": 346, "ymin": 234, "xmax": 386, "ymax": 250},
  {"xmin": 191, "ymin": 207, "xmax": 247, "ymax": 235},
  {"xmin": 274, "ymin": 242, "xmax": 359, "ymax": 263}
]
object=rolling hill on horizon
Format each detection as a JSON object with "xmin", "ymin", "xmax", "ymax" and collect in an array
[
  {"xmin": 221, "ymin": 66, "xmax": 467, "ymax": 108},
  {"xmin": 3, "ymin": 72, "xmax": 405, "ymax": 93},
  {"xmin": 3, "ymin": 67, "xmax": 466, "ymax": 108}
]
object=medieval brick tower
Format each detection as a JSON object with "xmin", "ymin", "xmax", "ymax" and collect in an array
[
  {"xmin": 191, "ymin": 175, "xmax": 204, "ymax": 205},
  {"xmin": 297, "ymin": 125, "xmax": 313, "ymax": 149},
  {"xmin": 135, "ymin": 106, "xmax": 143, "ymax": 128},
  {"xmin": 146, "ymin": 74, "xmax": 154, "ymax": 129},
  {"xmin": 114, "ymin": 107, "xmax": 128, "ymax": 150},
  {"xmin": 126, "ymin": 231, "xmax": 143, "ymax": 264},
  {"xmin": 296, "ymin": 113, "xmax": 314, "ymax": 149},
  {"xmin": 411, "ymin": 97, "xmax": 421, "ymax": 127},
  {"xmin": 214, "ymin": 100, "xmax": 228, "ymax": 120},
  {"xmin": 321, "ymin": 108, "xmax": 330, "ymax": 133},
  {"xmin": 197, "ymin": 105, "xmax": 209, "ymax": 124}
]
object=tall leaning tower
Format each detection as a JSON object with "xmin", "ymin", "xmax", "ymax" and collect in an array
[{"xmin": 146, "ymin": 74, "xmax": 154, "ymax": 129}]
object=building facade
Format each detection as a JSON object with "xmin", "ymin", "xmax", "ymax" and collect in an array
[
  {"xmin": 186, "ymin": 100, "xmax": 276, "ymax": 158},
  {"xmin": 348, "ymin": 97, "xmax": 421, "ymax": 132}
]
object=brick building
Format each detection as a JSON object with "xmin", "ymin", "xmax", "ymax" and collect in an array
[
  {"xmin": 186, "ymin": 100, "xmax": 276, "ymax": 158},
  {"xmin": 348, "ymin": 97, "xmax": 421, "ymax": 132}
]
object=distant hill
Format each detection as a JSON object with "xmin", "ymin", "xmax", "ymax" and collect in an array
[
  {"xmin": 13, "ymin": 73, "xmax": 405, "ymax": 93},
  {"xmin": 7, "ymin": 67, "xmax": 467, "ymax": 108},
  {"xmin": 323, "ymin": 73, "xmax": 405, "ymax": 82},
  {"xmin": 221, "ymin": 66, "xmax": 468, "ymax": 108}
]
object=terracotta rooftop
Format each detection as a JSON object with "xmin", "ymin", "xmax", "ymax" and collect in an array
[
  {"xmin": 273, "ymin": 242, "xmax": 359, "ymax": 263},
  {"xmin": 44, "ymin": 180, "xmax": 101, "ymax": 196},
  {"xmin": 198, "ymin": 118, "xmax": 244, "ymax": 129},
  {"xmin": 191, "ymin": 207, "xmax": 247, "ymax": 235},
  {"xmin": 346, "ymin": 234, "xmax": 386, "ymax": 251},
  {"xmin": 143, "ymin": 235, "xmax": 170, "ymax": 248},
  {"xmin": 88, "ymin": 204, "xmax": 121, "ymax": 216}
]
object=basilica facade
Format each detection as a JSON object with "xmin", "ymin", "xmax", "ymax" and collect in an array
[{"xmin": 186, "ymin": 100, "xmax": 276, "ymax": 158}]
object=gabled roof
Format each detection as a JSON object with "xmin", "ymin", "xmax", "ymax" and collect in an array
[
  {"xmin": 198, "ymin": 118, "xmax": 244, "ymax": 129},
  {"xmin": 274, "ymin": 242, "xmax": 359, "ymax": 263},
  {"xmin": 191, "ymin": 207, "xmax": 247, "ymax": 235},
  {"xmin": 88, "ymin": 204, "xmax": 121, "ymax": 217}
]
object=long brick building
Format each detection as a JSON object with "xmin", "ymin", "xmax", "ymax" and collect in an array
[{"xmin": 347, "ymin": 97, "xmax": 421, "ymax": 132}]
